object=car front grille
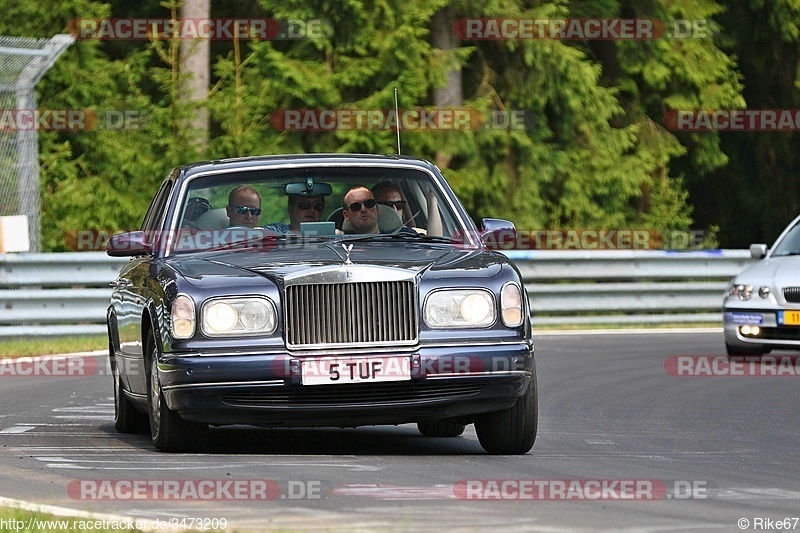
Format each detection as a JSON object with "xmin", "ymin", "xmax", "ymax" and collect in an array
[
  {"xmin": 783, "ymin": 287, "xmax": 800, "ymax": 303},
  {"xmin": 285, "ymin": 281, "xmax": 417, "ymax": 348},
  {"xmin": 221, "ymin": 380, "xmax": 486, "ymax": 407}
]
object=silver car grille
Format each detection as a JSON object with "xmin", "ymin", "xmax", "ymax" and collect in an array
[
  {"xmin": 285, "ymin": 281, "xmax": 417, "ymax": 348},
  {"xmin": 784, "ymin": 287, "xmax": 800, "ymax": 303}
]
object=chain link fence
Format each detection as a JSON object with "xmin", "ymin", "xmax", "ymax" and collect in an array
[{"xmin": 0, "ymin": 35, "xmax": 73, "ymax": 252}]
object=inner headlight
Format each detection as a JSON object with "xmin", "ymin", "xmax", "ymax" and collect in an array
[
  {"xmin": 201, "ymin": 297, "xmax": 276, "ymax": 336},
  {"xmin": 501, "ymin": 283, "xmax": 523, "ymax": 327},
  {"xmin": 424, "ymin": 289, "xmax": 495, "ymax": 328},
  {"xmin": 728, "ymin": 284, "xmax": 753, "ymax": 301}
]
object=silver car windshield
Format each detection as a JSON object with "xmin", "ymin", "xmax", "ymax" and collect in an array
[{"xmin": 771, "ymin": 221, "xmax": 800, "ymax": 257}]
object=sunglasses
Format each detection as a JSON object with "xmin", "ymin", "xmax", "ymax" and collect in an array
[
  {"xmin": 346, "ymin": 199, "xmax": 377, "ymax": 212},
  {"xmin": 232, "ymin": 205, "xmax": 261, "ymax": 216},
  {"xmin": 297, "ymin": 200, "xmax": 324, "ymax": 212},
  {"xmin": 378, "ymin": 200, "xmax": 406, "ymax": 210}
]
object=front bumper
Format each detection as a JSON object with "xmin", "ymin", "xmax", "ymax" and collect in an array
[
  {"xmin": 157, "ymin": 342, "xmax": 534, "ymax": 427},
  {"xmin": 723, "ymin": 308, "xmax": 800, "ymax": 351}
]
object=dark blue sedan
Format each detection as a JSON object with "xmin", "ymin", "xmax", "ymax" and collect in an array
[{"xmin": 106, "ymin": 154, "xmax": 537, "ymax": 453}]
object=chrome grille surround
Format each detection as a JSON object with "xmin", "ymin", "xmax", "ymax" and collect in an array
[
  {"xmin": 784, "ymin": 287, "xmax": 800, "ymax": 304},
  {"xmin": 284, "ymin": 265, "xmax": 418, "ymax": 349}
]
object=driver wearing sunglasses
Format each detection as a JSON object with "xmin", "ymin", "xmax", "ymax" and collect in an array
[
  {"xmin": 287, "ymin": 195, "xmax": 325, "ymax": 232},
  {"xmin": 226, "ymin": 185, "xmax": 262, "ymax": 228},
  {"xmin": 261, "ymin": 193, "xmax": 327, "ymax": 234}
]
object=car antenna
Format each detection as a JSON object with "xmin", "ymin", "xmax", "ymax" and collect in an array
[{"xmin": 394, "ymin": 87, "xmax": 401, "ymax": 155}]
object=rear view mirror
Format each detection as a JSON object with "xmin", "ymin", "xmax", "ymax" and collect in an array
[{"xmin": 285, "ymin": 179, "xmax": 332, "ymax": 197}]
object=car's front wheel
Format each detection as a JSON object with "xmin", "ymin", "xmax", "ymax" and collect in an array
[
  {"xmin": 417, "ymin": 419, "xmax": 466, "ymax": 437},
  {"xmin": 112, "ymin": 350, "xmax": 149, "ymax": 434},
  {"xmin": 475, "ymin": 377, "xmax": 537, "ymax": 455},
  {"xmin": 146, "ymin": 333, "xmax": 208, "ymax": 452}
]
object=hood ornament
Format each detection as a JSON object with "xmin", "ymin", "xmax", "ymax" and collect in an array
[{"xmin": 342, "ymin": 243, "xmax": 354, "ymax": 264}]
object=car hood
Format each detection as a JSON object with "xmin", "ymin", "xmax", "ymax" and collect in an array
[
  {"xmin": 737, "ymin": 255, "xmax": 800, "ymax": 288},
  {"xmin": 168, "ymin": 241, "xmax": 505, "ymax": 287}
]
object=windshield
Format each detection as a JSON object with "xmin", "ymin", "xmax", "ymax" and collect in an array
[
  {"xmin": 168, "ymin": 165, "xmax": 471, "ymax": 255},
  {"xmin": 771, "ymin": 220, "xmax": 800, "ymax": 257}
]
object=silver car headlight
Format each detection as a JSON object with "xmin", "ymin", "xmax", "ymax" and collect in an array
[
  {"xmin": 424, "ymin": 289, "xmax": 496, "ymax": 328},
  {"xmin": 201, "ymin": 297, "xmax": 277, "ymax": 336},
  {"xmin": 728, "ymin": 284, "xmax": 753, "ymax": 301}
]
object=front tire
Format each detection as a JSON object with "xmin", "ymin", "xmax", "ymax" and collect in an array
[
  {"xmin": 146, "ymin": 333, "xmax": 208, "ymax": 452},
  {"xmin": 475, "ymin": 375, "xmax": 538, "ymax": 454},
  {"xmin": 112, "ymin": 349, "xmax": 149, "ymax": 434}
]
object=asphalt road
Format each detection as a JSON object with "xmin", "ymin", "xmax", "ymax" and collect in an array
[{"xmin": 1, "ymin": 331, "xmax": 798, "ymax": 532}]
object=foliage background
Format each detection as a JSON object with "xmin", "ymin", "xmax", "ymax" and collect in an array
[{"xmin": 0, "ymin": 0, "xmax": 797, "ymax": 250}]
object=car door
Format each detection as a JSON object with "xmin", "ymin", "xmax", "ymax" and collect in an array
[{"xmin": 112, "ymin": 178, "xmax": 174, "ymax": 395}]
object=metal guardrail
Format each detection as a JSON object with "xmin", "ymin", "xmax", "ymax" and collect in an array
[
  {"xmin": 504, "ymin": 250, "xmax": 753, "ymax": 324},
  {"xmin": 0, "ymin": 250, "xmax": 755, "ymax": 337}
]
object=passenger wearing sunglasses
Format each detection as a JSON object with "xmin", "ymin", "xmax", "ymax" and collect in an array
[
  {"xmin": 371, "ymin": 181, "xmax": 407, "ymax": 222},
  {"xmin": 226, "ymin": 185, "xmax": 262, "ymax": 228},
  {"xmin": 341, "ymin": 187, "xmax": 381, "ymax": 234},
  {"xmin": 371, "ymin": 180, "xmax": 443, "ymax": 237}
]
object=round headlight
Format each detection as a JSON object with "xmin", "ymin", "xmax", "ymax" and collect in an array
[
  {"xmin": 758, "ymin": 286, "xmax": 770, "ymax": 299},
  {"xmin": 461, "ymin": 293, "xmax": 494, "ymax": 324},
  {"xmin": 204, "ymin": 301, "xmax": 238, "ymax": 333},
  {"xmin": 240, "ymin": 300, "xmax": 272, "ymax": 331},
  {"xmin": 425, "ymin": 293, "xmax": 458, "ymax": 326},
  {"xmin": 737, "ymin": 284, "xmax": 753, "ymax": 301}
]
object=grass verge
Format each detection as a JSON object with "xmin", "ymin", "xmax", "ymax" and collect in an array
[{"xmin": 0, "ymin": 335, "xmax": 106, "ymax": 358}]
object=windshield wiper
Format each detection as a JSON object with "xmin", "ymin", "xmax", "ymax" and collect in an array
[
  {"xmin": 337, "ymin": 231, "xmax": 455, "ymax": 244},
  {"xmin": 195, "ymin": 231, "xmax": 285, "ymax": 253}
]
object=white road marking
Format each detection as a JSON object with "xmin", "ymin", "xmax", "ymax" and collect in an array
[{"xmin": 0, "ymin": 425, "xmax": 35, "ymax": 434}]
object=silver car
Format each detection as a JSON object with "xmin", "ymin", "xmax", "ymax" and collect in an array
[{"xmin": 723, "ymin": 214, "xmax": 800, "ymax": 355}]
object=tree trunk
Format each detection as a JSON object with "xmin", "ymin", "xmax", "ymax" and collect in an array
[
  {"xmin": 431, "ymin": 6, "xmax": 461, "ymax": 168},
  {"xmin": 180, "ymin": 0, "xmax": 210, "ymax": 152}
]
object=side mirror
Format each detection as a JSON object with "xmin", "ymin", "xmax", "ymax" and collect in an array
[
  {"xmin": 749, "ymin": 243, "xmax": 768, "ymax": 259},
  {"xmin": 107, "ymin": 231, "xmax": 151, "ymax": 257},
  {"xmin": 481, "ymin": 218, "xmax": 517, "ymax": 250}
]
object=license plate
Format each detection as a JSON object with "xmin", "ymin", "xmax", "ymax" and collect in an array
[
  {"xmin": 780, "ymin": 310, "xmax": 800, "ymax": 326},
  {"xmin": 301, "ymin": 355, "xmax": 411, "ymax": 386}
]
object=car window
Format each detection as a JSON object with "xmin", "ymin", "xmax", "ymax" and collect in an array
[{"xmin": 141, "ymin": 179, "xmax": 173, "ymax": 233}]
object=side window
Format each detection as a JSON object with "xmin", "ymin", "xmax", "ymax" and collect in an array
[{"xmin": 140, "ymin": 180, "xmax": 174, "ymax": 233}]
